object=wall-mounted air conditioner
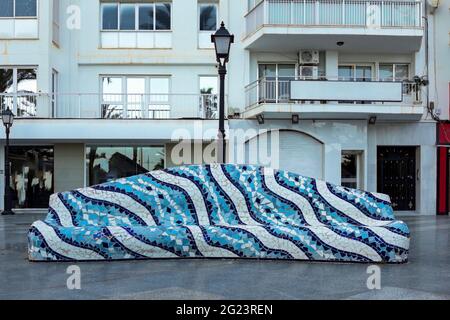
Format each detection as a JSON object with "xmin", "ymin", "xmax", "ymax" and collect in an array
[
  {"xmin": 299, "ymin": 66, "xmax": 319, "ymax": 79},
  {"xmin": 299, "ymin": 50, "xmax": 320, "ymax": 64}
]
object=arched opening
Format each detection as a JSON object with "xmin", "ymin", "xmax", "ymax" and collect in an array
[{"xmin": 245, "ymin": 129, "xmax": 324, "ymax": 179}]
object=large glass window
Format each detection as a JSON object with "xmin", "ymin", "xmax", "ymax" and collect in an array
[
  {"xmin": 9, "ymin": 146, "xmax": 54, "ymax": 209},
  {"xmin": 101, "ymin": 76, "xmax": 170, "ymax": 119},
  {"xmin": 0, "ymin": 67, "xmax": 37, "ymax": 116},
  {"xmin": 199, "ymin": 4, "xmax": 217, "ymax": 31},
  {"xmin": 86, "ymin": 146, "xmax": 165, "ymax": 186},
  {"xmin": 102, "ymin": 2, "xmax": 171, "ymax": 31}
]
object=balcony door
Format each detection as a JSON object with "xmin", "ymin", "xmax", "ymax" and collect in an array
[
  {"xmin": 258, "ymin": 64, "xmax": 295, "ymax": 103},
  {"xmin": 101, "ymin": 76, "xmax": 170, "ymax": 119}
]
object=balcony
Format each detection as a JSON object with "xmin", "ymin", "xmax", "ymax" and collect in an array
[
  {"xmin": 244, "ymin": 77, "xmax": 424, "ymax": 120},
  {"xmin": 244, "ymin": 0, "xmax": 423, "ymax": 53},
  {"xmin": 0, "ymin": 93, "xmax": 221, "ymax": 120}
]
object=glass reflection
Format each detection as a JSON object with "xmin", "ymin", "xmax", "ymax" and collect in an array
[
  {"xmin": 86, "ymin": 146, "xmax": 165, "ymax": 186},
  {"xmin": 155, "ymin": 3, "xmax": 171, "ymax": 30},
  {"xmin": 139, "ymin": 4, "xmax": 154, "ymax": 30},
  {"xmin": 102, "ymin": 3, "xmax": 118, "ymax": 30},
  {"xmin": 199, "ymin": 4, "xmax": 217, "ymax": 31},
  {"xmin": 120, "ymin": 3, "xmax": 135, "ymax": 30},
  {"xmin": 9, "ymin": 146, "xmax": 54, "ymax": 209}
]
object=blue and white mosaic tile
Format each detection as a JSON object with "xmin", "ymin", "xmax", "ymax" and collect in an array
[{"xmin": 28, "ymin": 164, "xmax": 410, "ymax": 263}]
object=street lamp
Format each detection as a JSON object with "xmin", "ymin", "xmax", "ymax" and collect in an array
[
  {"xmin": 211, "ymin": 22, "xmax": 234, "ymax": 164},
  {"xmin": 2, "ymin": 108, "xmax": 14, "ymax": 216}
]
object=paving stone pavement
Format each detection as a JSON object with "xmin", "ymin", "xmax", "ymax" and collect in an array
[{"xmin": 0, "ymin": 213, "xmax": 449, "ymax": 300}]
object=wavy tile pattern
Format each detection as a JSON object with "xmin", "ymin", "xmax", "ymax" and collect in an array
[{"xmin": 28, "ymin": 164, "xmax": 409, "ymax": 263}]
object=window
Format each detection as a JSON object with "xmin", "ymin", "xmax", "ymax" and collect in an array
[
  {"xmin": 119, "ymin": 3, "xmax": 135, "ymax": 30},
  {"xmin": 199, "ymin": 4, "xmax": 217, "ymax": 31},
  {"xmin": 9, "ymin": 146, "xmax": 54, "ymax": 209},
  {"xmin": 0, "ymin": 0, "xmax": 14, "ymax": 17},
  {"xmin": 155, "ymin": 3, "xmax": 171, "ymax": 30},
  {"xmin": 101, "ymin": 76, "xmax": 170, "ymax": 119},
  {"xmin": 258, "ymin": 63, "xmax": 295, "ymax": 102},
  {"xmin": 139, "ymin": 4, "xmax": 154, "ymax": 30},
  {"xmin": 341, "ymin": 151, "xmax": 362, "ymax": 189},
  {"xmin": 0, "ymin": 67, "xmax": 37, "ymax": 116},
  {"xmin": 379, "ymin": 63, "xmax": 410, "ymax": 81},
  {"xmin": 86, "ymin": 146, "xmax": 165, "ymax": 186},
  {"xmin": 15, "ymin": 0, "xmax": 36, "ymax": 16},
  {"xmin": 199, "ymin": 76, "xmax": 218, "ymax": 119},
  {"xmin": 0, "ymin": 0, "xmax": 37, "ymax": 17},
  {"xmin": 102, "ymin": 3, "xmax": 118, "ymax": 30},
  {"xmin": 338, "ymin": 65, "xmax": 373, "ymax": 81},
  {"xmin": 101, "ymin": 2, "xmax": 171, "ymax": 31}
]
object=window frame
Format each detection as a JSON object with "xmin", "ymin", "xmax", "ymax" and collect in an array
[
  {"xmin": 198, "ymin": 3, "xmax": 218, "ymax": 32},
  {"xmin": 100, "ymin": 2, "xmax": 172, "ymax": 32}
]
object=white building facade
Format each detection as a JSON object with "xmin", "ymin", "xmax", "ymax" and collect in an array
[{"xmin": 0, "ymin": 0, "xmax": 446, "ymax": 215}]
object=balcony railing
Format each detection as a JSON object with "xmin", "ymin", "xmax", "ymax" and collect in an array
[
  {"xmin": 245, "ymin": 77, "xmax": 421, "ymax": 109},
  {"xmin": 0, "ymin": 93, "xmax": 222, "ymax": 120},
  {"xmin": 246, "ymin": 0, "xmax": 422, "ymax": 36}
]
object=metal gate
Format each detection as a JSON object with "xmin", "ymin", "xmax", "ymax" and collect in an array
[{"xmin": 377, "ymin": 146, "xmax": 416, "ymax": 211}]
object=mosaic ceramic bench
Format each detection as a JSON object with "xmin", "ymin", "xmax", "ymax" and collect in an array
[{"xmin": 28, "ymin": 164, "xmax": 410, "ymax": 263}]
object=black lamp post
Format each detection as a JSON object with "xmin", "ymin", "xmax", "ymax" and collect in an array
[
  {"xmin": 211, "ymin": 22, "xmax": 234, "ymax": 164},
  {"xmin": 2, "ymin": 108, "xmax": 14, "ymax": 216}
]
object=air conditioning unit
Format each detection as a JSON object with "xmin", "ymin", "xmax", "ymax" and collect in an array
[
  {"xmin": 299, "ymin": 66, "xmax": 319, "ymax": 79},
  {"xmin": 299, "ymin": 50, "xmax": 320, "ymax": 64}
]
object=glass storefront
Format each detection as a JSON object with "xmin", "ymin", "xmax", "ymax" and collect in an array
[
  {"xmin": 9, "ymin": 146, "xmax": 54, "ymax": 209},
  {"xmin": 86, "ymin": 146, "xmax": 165, "ymax": 186}
]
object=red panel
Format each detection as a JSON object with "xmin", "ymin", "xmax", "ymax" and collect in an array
[
  {"xmin": 438, "ymin": 123, "xmax": 450, "ymax": 145},
  {"xmin": 437, "ymin": 147, "xmax": 448, "ymax": 215}
]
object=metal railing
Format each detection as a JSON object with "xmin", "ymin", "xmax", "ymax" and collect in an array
[
  {"xmin": 246, "ymin": 0, "xmax": 422, "ymax": 36},
  {"xmin": 245, "ymin": 77, "xmax": 421, "ymax": 108},
  {"xmin": 0, "ymin": 93, "xmax": 222, "ymax": 119}
]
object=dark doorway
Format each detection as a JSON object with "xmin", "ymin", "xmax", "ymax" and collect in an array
[
  {"xmin": 377, "ymin": 146, "xmax": 416, "ymax": 211},
  {"xmin": 9, "ymin": 146, "xmax": 54, "ymax": 209}
]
